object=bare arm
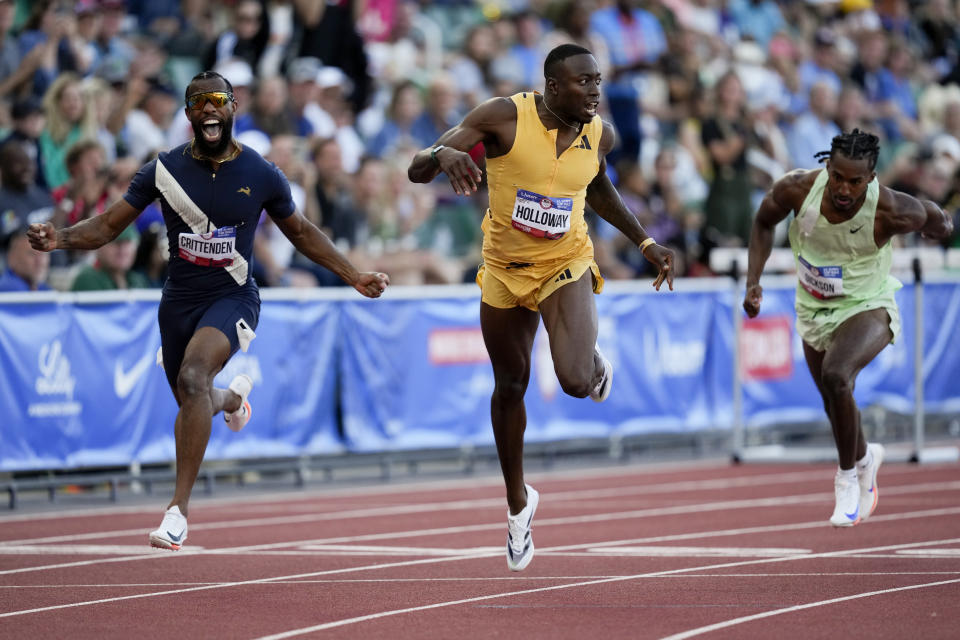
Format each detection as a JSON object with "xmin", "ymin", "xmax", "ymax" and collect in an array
[
  {"xmin": 875, "ymin": 188, "xmax": 953, "ymax": 243},
  {"xmin": 407, "ymin": 97, "xmax": 513, "ymax": 194},
  {"xmin": 920, "ymin": 199, "xmax": 954, "ymax": 239},
  {"xmin": 27, "ymin": 197, "xmax": 141, "ymax": 252},
  {"xmin": 743, "ymin": 171, "xmax": 808, "ymax": 317},
  {"xmin": 586, "ymin": 121, "xmax": 674, "ymax": 290},
  {"xmin": 585, "ymin": 123, "xmax": 650, "ymax": 245},
  {"xmin": 274, "ymin": 211, "xmax": 388, "ymax": 298}
]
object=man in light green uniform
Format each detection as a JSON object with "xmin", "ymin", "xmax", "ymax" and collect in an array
[{"xmin": 743, "ymin": 130, "xmax": 954, "ymax": 527}]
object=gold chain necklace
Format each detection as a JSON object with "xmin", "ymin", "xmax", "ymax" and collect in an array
[
  {"xmin": 542, "ymin": 98, "xmax": 579, "ymax": 130},
  {"xmin": 190, "ymin": 139, "xmax": 241, "ymax": 164}
]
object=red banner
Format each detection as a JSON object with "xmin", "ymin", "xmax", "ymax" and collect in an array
[{"xmin": 740, "ymin": 315, "xmax": 793, "ymax": 380}]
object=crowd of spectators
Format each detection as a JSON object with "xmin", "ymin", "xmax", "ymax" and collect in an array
[{"xmin": 1, "ymin": 0, "xmax": 959, "ymax": 293}]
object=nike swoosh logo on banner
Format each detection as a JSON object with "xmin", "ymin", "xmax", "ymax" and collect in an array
[
  {"xmin": 155, "ymin": 159, "xmax": 249, "ymax": 285},
  {"xmin": 114, "ymin": 351, "xmax": 155, "ymax": 398}
]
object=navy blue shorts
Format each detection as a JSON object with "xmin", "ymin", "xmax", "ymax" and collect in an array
[{"xmin": 157, "ymin": 284, "xmax": 260, "ymax": 389}]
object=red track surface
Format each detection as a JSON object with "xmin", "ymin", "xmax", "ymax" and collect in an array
[{"xmin": 1, "ymin": 460, "xmax": 959, "ymax": 639}]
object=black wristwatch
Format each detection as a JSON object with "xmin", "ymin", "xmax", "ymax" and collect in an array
[{"xmin": 430, "ymin": 145, "xmax": 446, "ymax": 164}]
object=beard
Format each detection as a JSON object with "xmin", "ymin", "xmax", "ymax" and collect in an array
[{"xmin": 191, "ymin": 114, "xmax": 234, "ymax": 157}]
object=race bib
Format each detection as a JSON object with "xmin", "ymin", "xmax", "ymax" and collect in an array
[
  {"xmin": 798, "ymin": 255, "xmax": 843, "ymax": 299},
  {"xmin": 178, "ymin": 227, "xmax": 236, "ymax": 267},
  {"xmin": 511, "ymin": 189, "xmax": 572, "ymax": 240}
]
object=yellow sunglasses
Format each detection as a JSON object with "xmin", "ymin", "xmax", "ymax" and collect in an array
[{"xmin": 186, "ymin": 91, "xmax": 234, "ymax": 110}]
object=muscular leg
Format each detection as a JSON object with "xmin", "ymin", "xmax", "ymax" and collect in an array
[
  {"xmin": 168, "ymin": 326, "xmax": 242, "ymax": 516},
  {"xmin": 803, "ymin": 309, "xmax": 892, "ymax": 470},
  {"xmin": 480, "ymin": 302, "xmax": 540, "ymax": 515},
  {"xmin": 538, "ymin": 271, "xmax": 602, "ymax": 397}
]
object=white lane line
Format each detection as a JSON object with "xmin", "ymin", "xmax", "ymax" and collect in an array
[
  {"xmin": 295, "ymin": 545, "xmax": 503, "ymax": 557},
  {"xmin": 659, "ymin": 578, "xmax": 960, "ymax": 640},
  {"xmin": 4, "ymin": 571, "xmax": 960, "ymax": 589},
  {"xmin": 6, "ymin": 470, "xmax": 951, "ymax": 547},
  {"xmin": 0, "ymin": 545, "xmax": 205, "ymax": 555},
  {"xmin": 0, "ymin": 468, "xmax": 849, "ymax": 546},
  {"xmin": 7, "ymin": 479, "xmax": 959, "ymax": 553},
  {"xmin": 0, "ymin": 458, "xmax": 944, "ymax": 525},
  {"xmin": 536, "ymin": 506, "xmax": 960, "ymax": 555},
  {"xmin": 588, "ymin": 547, "xmax": 811, "ymax": 558},
  {"xmin": 0, "ymin": 459, "xmax": 737, "ymax": 524},
  {"xmin": 1, "ymin": 524, "xmax": 957, "ymax": 623},
  {"xmin": 0, "ymin": 553, "xmax": 501, "ymax": 619},
  {"xmin": 547, "ymin": 552, "xmax": 960, "ymax": 560},
  {"xmin": 0, "ymin": 554, "xmax": 182, "ymax": 575},
  {"xmin": 252, "ymin": 537, "xmax": 960, "ymax": 639},
  {"xmin": 0, "ymin": 583, "xmax": 229, "ymax": 588},
  {"xmin": 3, "ymin": 501, "xmax": 959, "ymax": 577}
]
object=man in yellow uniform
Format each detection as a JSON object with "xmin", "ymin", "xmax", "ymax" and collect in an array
[
  {"xmin": 408, "ymin": 44, "xmax": 674, "ymax": 571},
  {"xmin": 743, "ymin": 129, "xmax": 953, "ymax": 527}
]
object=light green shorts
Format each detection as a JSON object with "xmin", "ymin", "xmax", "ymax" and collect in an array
[{"xmin": 795, "ymin": 292, "xmax": 901, "ymax": 353}]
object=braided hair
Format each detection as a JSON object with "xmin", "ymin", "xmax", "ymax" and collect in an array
[
  {"xmin": 813, "ymin": 129, "xmax": 880, "ymax": 170},
  {"xmin": 185, "ymin": 71, "xmax": 235, "ymax": 102}
]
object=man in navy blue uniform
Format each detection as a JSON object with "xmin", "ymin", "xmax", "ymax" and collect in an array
[{"xmin": 28, "ymin": 71, "xmax": 390, "ymax": 550}]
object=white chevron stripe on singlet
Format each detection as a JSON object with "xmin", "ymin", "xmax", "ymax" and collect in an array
[{"xmin": 154, "ymin": 159, "xmax": 249, "ymax": 285}]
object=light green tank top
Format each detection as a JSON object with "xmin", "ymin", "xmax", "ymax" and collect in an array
[{"xmin": 787, "ymin": 169, "xmax": 901, "ymax": 310}]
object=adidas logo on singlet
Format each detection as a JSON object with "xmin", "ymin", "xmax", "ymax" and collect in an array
[
  {"xmin": 575, "ymin": 135, "xmax": 591, "ymax": 150},
  {"xmin": 555, "ymin": 268, "xmax": 573, "ymax": 283}
]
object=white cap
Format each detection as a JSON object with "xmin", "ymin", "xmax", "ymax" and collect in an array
[
  {"xmin": 237, "ymin": 130, "xmax": 271, "ymax": 157},
  {"xmin": 214, "ymin": 58, "xmax": 254, "ymax": 88},
  {"xmin": 317, "ymin": 66, "xmax": 353, "ymax": 94},
  {"xmin": 932, "ymin": 133, "xmax": 960, "ymax": 162}
]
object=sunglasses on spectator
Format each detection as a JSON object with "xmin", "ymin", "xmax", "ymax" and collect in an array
[{"xmin": 186, "ymin": 91, "xmax": 234, "ymax": 110}]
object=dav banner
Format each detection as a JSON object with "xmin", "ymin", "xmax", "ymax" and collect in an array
[
  {"xmin": 727, "ymin": 284, "xmax": 931, "ymax": 427},
  {"xmin": 522, "ymin": 290, "xmax": 721, "ymax": 440},
  {"xmin": 337, "ymin": 288, "xmax": 724, "ymax": 451},
  {"xmin": 338, "ymin": 296, "xmax": 493, "ymax": 451},
  {"xmin": 2, "ymin": 281, "xmax": 959, "ymax": 469},
  {"xmin": 910, "ymin": 281, "xmax": 960, "ymax": 412},
  {"xmin": 0, "ymin": 298, "xmax": 173, "ymax": 470},
  {"xmin": 203, "ymin": 297, "xmax": 343, "ymax": 460},
  {"xmin": 0, "ymin": 295, "xmax": 341, "ymax": 471},
  {"xmin": 736, "ymin": 286, "xmax": 823, "ymax": 426}
]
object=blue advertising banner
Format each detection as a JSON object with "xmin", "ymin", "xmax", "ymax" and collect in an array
[
  {"xmin": 0, "ymin": 298, "xmax": 173, "ymax": 470},
  {"xmin": 920, "ymin": 282, "xmax": 960, "ymax": 412},
  {"xmin": 0, "ymin": 294, "xmax": 341, "ymax": 470},
  {"xmin": 205, "ymin": 297, "xmax": 342, "ymax": 460},
  {"xmin": 521, "ymin": 290, "xmax": 720, "ymax": 440},
  {"xmin": 730, "ymin": 283, "xmax": 936, "ymax": 427},
  {"xmin": 1, "ymin": 279, "xmax": 958, "ymax": 470},
  {"xmin": 736, "ymin": 285, "xmax": 823, "ymax": 426},
  {"xmin": 339, "ymin": 295, "xmax": 492, "ymax": 451}
]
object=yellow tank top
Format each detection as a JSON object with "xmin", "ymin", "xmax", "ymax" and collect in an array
[{"xmin": 481, "ymin": 92, "xmax": 603, "ymax": 269}]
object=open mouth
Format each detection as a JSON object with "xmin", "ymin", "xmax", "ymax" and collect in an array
[
  {"xmin": 201, "ymin": 119, "xmax": 223, "ymax": 142},
  {"xmin": 585, "ymin": 101, "xmax": 599, "ymax": 116}
]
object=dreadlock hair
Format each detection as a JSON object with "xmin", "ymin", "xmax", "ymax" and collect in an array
[
  {"xmin": 544, "ymin": 44, "xmax": 593, "ymax": 80},
  {"xmin": 185, "ymin": 71, "xmax": 235, "ymax": 102},
  {"xmin": 813, "ymin": 129, "xmax": 880, "ymax": 170}
]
